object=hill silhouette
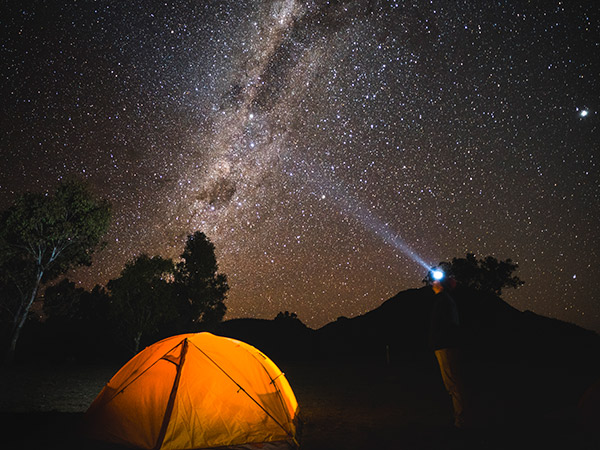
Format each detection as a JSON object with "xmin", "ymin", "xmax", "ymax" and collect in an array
[
  {"xmin": 215, "ymin": 286, "xmax": 600, "ymax": 429},
  {"xmin": 216, "ymin": 286, "xmax": 600, "ymax": 368},
  {"xmin": 214, "ymin": 316, "xmax": 314, "ymax": 361}
]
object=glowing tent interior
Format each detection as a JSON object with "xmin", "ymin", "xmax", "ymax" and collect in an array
[{"xmin": 83, "ymin": 332, "xmax": 300, "ymax": 449}]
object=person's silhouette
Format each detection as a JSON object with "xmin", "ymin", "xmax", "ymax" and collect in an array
[{"xmin": 429, "ymin": 271, "xmax": 471, "ymax": 428}]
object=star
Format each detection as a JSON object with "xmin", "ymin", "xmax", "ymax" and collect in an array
[{"xmin": 1, "ymin": 0, "xmax": 599, "ymax": 332}]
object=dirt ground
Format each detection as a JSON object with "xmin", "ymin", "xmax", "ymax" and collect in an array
[{"xmin": 0, "ymin": 360, "xmax": 597, "ymax": 449}]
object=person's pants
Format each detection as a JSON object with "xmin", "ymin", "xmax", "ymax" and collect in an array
[{"xmin": 435, "ymin": 347, "xmax": 469, "ymax": 428}]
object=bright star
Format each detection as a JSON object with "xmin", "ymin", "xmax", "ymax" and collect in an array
[{"xmin": 579, "ymin": 109, "xmax": 589, "ymax": 118}]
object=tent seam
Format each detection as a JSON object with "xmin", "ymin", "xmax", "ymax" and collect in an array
[
  {"xmin": 188, "ymin": 341, "xmax": 293, "ymax": 440},
  {"xmin": 102, "ymin": 340, "xmax": 185, "ymax": 405}
]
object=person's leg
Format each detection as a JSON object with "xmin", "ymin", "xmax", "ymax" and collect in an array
[{"xmin": 435, "ymin": 348, "xmax": 467, "ymax": 428}]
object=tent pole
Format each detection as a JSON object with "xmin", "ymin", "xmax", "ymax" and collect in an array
[{"xmin": 154, "ymin": 338, "xmax": 189, "ymax": 450}]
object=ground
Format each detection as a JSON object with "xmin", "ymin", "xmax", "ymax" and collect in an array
[{"xmin": 0, "ymin": 359, "xmax": 597, "ymax": 449}]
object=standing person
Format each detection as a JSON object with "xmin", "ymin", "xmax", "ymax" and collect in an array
[{"xmin": 429, "ymin": 270, "xmax": 470, "ymax": 429}]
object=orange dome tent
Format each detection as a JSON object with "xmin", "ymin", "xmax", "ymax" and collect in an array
[{"xmin": 83, "ymin": 333, "xmax": 300, "ymax": 449}]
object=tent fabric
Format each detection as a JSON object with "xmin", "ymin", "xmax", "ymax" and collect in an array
[{"xmin": 83, "ymin": 332, "xmax": 300, "ymax": 450}]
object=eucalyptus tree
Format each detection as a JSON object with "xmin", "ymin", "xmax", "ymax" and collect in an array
[{"xmin": 0, "ymin": 179, "xmax": 110, "ymax": 363}]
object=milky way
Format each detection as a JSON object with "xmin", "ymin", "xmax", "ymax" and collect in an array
[{"xmin": 1, "ymin": 1, "xmax": 598, "ymax": 330}]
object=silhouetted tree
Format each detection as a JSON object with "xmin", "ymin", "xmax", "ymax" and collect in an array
[
  {"xmin": 44, "ymin": 281, "xmax": 111, "ymax": 330},
  {"xmin": 274, "ymin": 311, "xmax": 309, "ymax": 334},
  {"xmin": 40, "ymin": 280, "xmax": 114, "ymax": 361},
  {"xmin": 275, "ymin": 311, "xmax": 298, "ymax": 321},
  {"xmin": 108, "ymin": 254, "xmax": 176, "ymax": 354},
  {"xmin": 43, "ymin": 279, "xmax": 86, "ymax": 324},
  {"xmin": 425, "ymin": 253, "xmax": 524, "ymax": 296},
  {"xmin": 0, "ymin": 179, "xmax": 111, "ymax": 363},
  {"xmin": 80, "ymin": 285, "xmax": 111, "ymax": 326},
  {"xmin": 78, "ymin": 285, "xmax": 115, "ymax": 360},
  {"xmin": 174, "ymin": 232, "xmax": 228, "ymax": 329}
]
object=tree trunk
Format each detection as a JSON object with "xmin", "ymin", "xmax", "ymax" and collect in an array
[
  {"xmin": 133, "ymin": 331, "xmax": 142, "ymax": 355},
  {"xmin": 4, "ymin": 271, "xmax": 43, "ymax": 365}
]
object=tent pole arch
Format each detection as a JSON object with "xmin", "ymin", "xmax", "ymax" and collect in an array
[
  {"xmin": 154, "ymin": 338, "xmax": 189, "ymax": 450},
  {"xmin": 189, "ymin": 341, "xmax": 294, "ymax": 440},
  {"xmin": 247, "ymin": 350, "xmax": 299, "ymax": 445}
]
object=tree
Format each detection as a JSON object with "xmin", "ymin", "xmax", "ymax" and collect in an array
[
  {"xmin": 425, "ymin": 253, "xmax": 524, "ymax": 296},
  {"xmin": 43, "ymin": 278, "xmax": 86, "ymax": 324},
  {"xmin": 274, "ymin": 311, "xmax": 307, "ymax": 329},
  {"xmin": 43, "ymin": 281, "xmax": 111, "ymax": 331},
  {"xmin": 107, "ymin": 254, "xmax": 176, "ymax": 354},
  {"xmin": 175, "ymin": 232, "xmax": 228, "ymax": 329},
  {"xmin": 79, "ymin": 285, "xmax": 111, "ymax": 327},
  {"xmin": 275, "ymin": 311, "xmax": 299, "ymax": 321},
  {"xmin": 41, "ymin": 280, "xmax": 114, "ymax": 362},
  {"xmin": 0, "ymin": 179, "xmax": 111, "ymax": 363}
]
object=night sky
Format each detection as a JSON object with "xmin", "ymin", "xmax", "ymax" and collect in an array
[{"xmin": 2, "ymin": 1, "xmax": 598, "ymax": 331}]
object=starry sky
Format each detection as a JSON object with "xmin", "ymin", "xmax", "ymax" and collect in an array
[{"xmin": 1, "ymin": 1, "xmax": 598, "ymax": 331}]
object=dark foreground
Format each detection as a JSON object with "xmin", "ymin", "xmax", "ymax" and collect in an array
[{"xmin": 0, "ymin": 360, "xmax": 598, "ymax": 450}]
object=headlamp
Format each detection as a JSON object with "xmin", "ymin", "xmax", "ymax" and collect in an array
[{"xmin": 431, "ymin": 269, "xmax": 445, "ymax": 281}]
